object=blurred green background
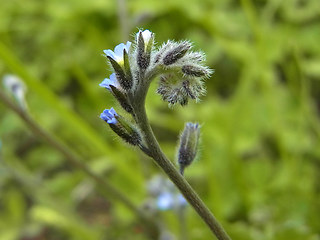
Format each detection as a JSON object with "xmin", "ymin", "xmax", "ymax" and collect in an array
[{"xmin": 1, "ymin": 0, "xmax": 320, "ymax": 239}]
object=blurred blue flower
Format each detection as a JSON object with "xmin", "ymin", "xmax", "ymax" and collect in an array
[
  {"xmin": 103, "ymin": 41, "xmax": 131, "ymax": 65},
  {"xmin": 100, "ymin": 108, "xmax": 118, "ymax": 124},
  {"xmin": 157, "ymin": 191, "xmax": 187, "ymax": 211},
  {"xmin": 157, "ymin": 192, "xmax": 173, "ymax": 210},
  {"xmin": 148, "ymin": 175, "xmax": 187, "ymax": 211},
  {"xmin": 99, "ymin": 73, "xmax": 119, "ymax": 90}
]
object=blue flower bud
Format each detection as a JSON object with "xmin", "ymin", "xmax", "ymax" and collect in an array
[
  {"xmin": 178, "ymin": 122, "xmax": 200, "ymax": 174},
  {"xmin": 100, "ymin": 108, "xmax": 141, "ymax": 145},
  {"xmin": 100, "ymin": 108, "xmax": 118, "ymax": 124}
]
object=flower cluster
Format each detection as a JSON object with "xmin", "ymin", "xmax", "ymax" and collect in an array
[{"xmin": 99, "ymin": 29, "xmax": 208, "ymax": 152}]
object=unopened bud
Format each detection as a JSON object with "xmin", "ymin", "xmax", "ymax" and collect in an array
[
  {"xmin": 178, "ymin": 122, "xmax": 200, "ymax": 174},
  {"xmin": 109, "ymin": 85, "xmax": 133, "ymax": 113},
  {"xmin": 182, "ymin": 65, "xmax": 211, "ymax": 77},
  {"xmin": 100, "ymin": 108, "xmax": 141, "ymax": 145},
  {"xmin": 163, "ymin": 41, "xmax": 191, "ymax": 65},
  {"xmin": 136, "ymin": 30, "xmax": 154, "ymax": 70},
  {"xmin": 3, "ymin": 74, "xmax": 27, "ymax": 110}
]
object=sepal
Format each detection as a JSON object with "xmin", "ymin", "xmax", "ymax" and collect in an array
[
  {"xmin": 107, "ymin": 56, "xmax": 132, "ymax": 90},
  {"xmin": 109, "ymin": 85, "xmax": 133, "ymax": 114}
]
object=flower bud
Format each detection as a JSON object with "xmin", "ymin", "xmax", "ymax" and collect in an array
[
  {"xmin": 3, "ymin": 74, "xmax": 27, "ymax": 110},
  {"xmin": 182, "ymin": 65, "xmax": 212, "ymax": 77},
  {"xmin": 100, "ymin": 108, "xmax": 141, "ymax": 145},
  {"xmin": 136, "ymin": 30, "xmax": 154, "ymax": 70},
  {"xmin": 163, "ymin": 41, "xmax": 191, "ymax": 65},
  {"xmin": 178, "ymin": 122, "xmax": 200, "ymax": 174}
]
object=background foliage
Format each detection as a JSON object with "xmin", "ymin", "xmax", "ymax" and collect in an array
[{"xmin": 1, "ymin": 0, "xmax": 320, "ymax": 239}]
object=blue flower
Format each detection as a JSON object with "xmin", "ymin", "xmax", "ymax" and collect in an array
[
  {"xmin": 100, "ymin": 108, "xmax": 118, "ymax": 124},
  {"xmin": 99, "ymin": 73, "xmax": 119, "ymax": 90},
  {"xmin": 103, "ymin": 41, "xmax": 132, "ymax": 65}
]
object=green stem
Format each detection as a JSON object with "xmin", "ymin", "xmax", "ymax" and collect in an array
[
  {"xmin": 133, "ymin": 98, "xmax": 231, "ymax": 240},
  {"xmin": 0, "ymin": 89, "xmax": 160, "ymax": 239}
]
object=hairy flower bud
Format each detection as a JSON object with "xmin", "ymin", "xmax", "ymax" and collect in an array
[
  {"xmin": 136, "ymin": 30, "xmax": 154, "ymax": 70},
  {"xmin": 182, "ymin": 65, "xmax": 212, "ymax": 78},
  {"xmin": 100, "ymin": 108, "xmax": 141, "ymax": 145},
  {"xmin": 178, "ymin": 122, "xmax": 200, "ymax": 174},
  {"xmin": 162, "ymin": 41, "xmax": 191, "ymax": 65}
]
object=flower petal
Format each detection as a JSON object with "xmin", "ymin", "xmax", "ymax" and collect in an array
[
  {"xmin": 103, "ymin": 49, "xmax": 115, "ymax": 59},
  {"xmin": 99, "ymin": 73, "xmax": 119, "ymax": 90},
  {"xmin": 114, "ymin": 43, "xmax": 126, "ymax": 58},
  {"xmin": 142, "ymin": 30, "xmax": 152, "ymax": 43},
  {"xmin": 99, "ymin": 78, "xmax": 112, "ymax": 89}
]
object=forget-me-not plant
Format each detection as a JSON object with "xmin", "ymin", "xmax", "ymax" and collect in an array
[{"xmin": 99, "ymin": 29, "xmax": 231, "ymax": 240}]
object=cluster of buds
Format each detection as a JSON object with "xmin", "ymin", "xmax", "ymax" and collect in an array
[
  {"xmin": 155, "ymin": 41, "xmax": 212, "ymax": 105},
  {"xmin": 99, "ymin": 30, "xmax": 205, "ymax": 169}
]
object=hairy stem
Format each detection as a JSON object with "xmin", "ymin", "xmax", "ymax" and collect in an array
[
  {"xmin": 0, "ymin": 89, "xmax": 159, "ymax": 239},
  {"xmin": 133, "ymin": 98, "xmax": 231, "ymax": 240}
]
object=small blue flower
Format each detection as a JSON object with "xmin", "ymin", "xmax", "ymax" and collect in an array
[
  {"xmin": 103, "ymin": 41, "xmax": 132, "ymax": 64},
  {"xmin": 99, "ymin": 73, "xmax": 119, "ymax": 90},
  {"xmin": 100, "ymin": 108, "xmax": 118, "ymax": 124}
]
